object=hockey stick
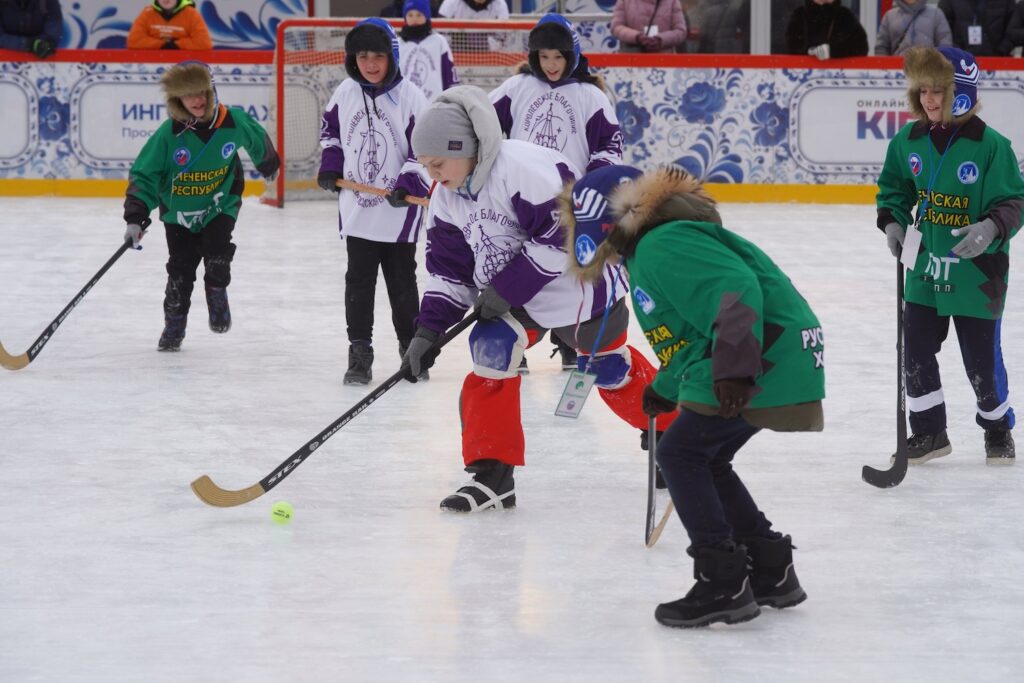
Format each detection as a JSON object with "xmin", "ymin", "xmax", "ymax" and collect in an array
[
  {"xmin": 191, "ymin": 312, "xmax": 479, "ymax": 507},
  {"xmin": 645, "ymin": 417, "xmax": 675, "ymax": 547},
  {"xmin": 862, "ymin": 260, "xmax": 908, "ymax": 488},
  {"xmin": 0, "ymin": 241, "xmax": 132, "ymax": 371},
  {"xmin": 335, "ymin": 178, "xmax": 430, "ymax": 207}
]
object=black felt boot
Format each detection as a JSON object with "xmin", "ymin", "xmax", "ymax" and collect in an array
[
  {"xmin": 655, "ymin": 544, "xmax": 761, "ymax": 628},
  {"xmin": 440, "ymin": 459, "xmax": 516, "ymax": 512},
  {"xmin": 742, "ymin": 534, "xmax": 807, "ymax": 609}
]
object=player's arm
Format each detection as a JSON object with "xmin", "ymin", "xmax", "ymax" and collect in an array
[
  {"xmin": 584, "ymin": 92, "xmax": 624, "ymax": 171},
  {"xmin": 419, "ymin": 213, "xmax": 478, "ymax": 334}
]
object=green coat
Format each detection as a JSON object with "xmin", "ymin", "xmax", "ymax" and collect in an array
[
  {"xmin": 124, "ymin": 104, "xmax": 279, "ymax": 232},
  {"xmin": 877, "ymin": 118, "xmax": 1024, "ymax": 318},
  {"xmin": 626, "ymin": 220, "xmax": 826, "ymax": 410}
]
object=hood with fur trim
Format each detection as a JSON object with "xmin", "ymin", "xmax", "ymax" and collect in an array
[
  {"xmin": 903, "ymin": 46, "xmax": 980, "ymax": 126},
  {"xmin": 161, "ymin": 61, "xmax": 217, "ymax": 123},
  {"xmin": 562, "ymin": 166, "xmax": 721, "ymax": 283}
]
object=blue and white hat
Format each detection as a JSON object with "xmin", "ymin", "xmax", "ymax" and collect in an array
[
  {"xmin": 569, "ymin": 165, "xmax": 643, "ymax": 268},
  {"xmin": 345, "ymin": 18, "xmax": 402, "ymax": 87},
  {"xmin": 937, "ymin": 47, "xmax": 979, "ymax": 117},
  {"xmin": 527, "ymin": 13, "xmax": 582, "ymax": 81}
]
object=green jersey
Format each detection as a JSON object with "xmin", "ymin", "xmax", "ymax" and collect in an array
[
  {"xmin": 877, "ymin": 118, "xmax": 1024, "ymax": 319},
  {"xmin": 124, "ymin": 104, "xmax": 279, "ymax": 232},
  {"xmin": 626, "ymin": 221, "xmax": 826, "ymax": 409}
]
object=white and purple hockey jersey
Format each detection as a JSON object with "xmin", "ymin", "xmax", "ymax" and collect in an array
[
  {"xmin": 398, "ymin": 32, "xmax": 459, "ymax": 102},
  {"xmin": 490, "ymin": 73, "xmax": 623, "ymax": 173},
  {"xmin": 319, "ymin": 78, "xmax": 429, "ymax": 243},
  {"xmin": 418, "ymin": 139, "xmax": 623, "ymax": 333},
  {"xmin": 437, "ymin": 0, "xmax": 509, "ymax": 20}
]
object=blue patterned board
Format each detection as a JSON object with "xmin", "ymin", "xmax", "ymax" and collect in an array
[{"xmin": 2, "ymin": 59, "xmax": 1023, "ymax": 185}]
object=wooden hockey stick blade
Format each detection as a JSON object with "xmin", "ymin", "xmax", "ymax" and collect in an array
[
  {"xmin": 190, "ymin": 313, "xmax": 479, "ymax": 508},
  {"xmin": 645, "ymin": 501, "xmax": 675, "ymax": 548},
  {"xmin": 0, "ymin": 340, "xmax": 29, "ymax": 370},
  {"xmin": 190, "ymin": 476, "xmax": 267, "ymax": 507},
  {"xmin": 335, "ymin": 178, "xmax": 430, "ymax": 207}
]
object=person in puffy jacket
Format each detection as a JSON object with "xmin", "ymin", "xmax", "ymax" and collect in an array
[
  {"xmin": 127, "ymin": 0, "xmax": 212, "ymax": 50},
  {"xmin": 0, "ymin": 0, "xmax": 62, "ymax": 58},
  {"xmin": 611, "ymin": 0, "xmax": 687, "ymax": 53},
  {"xmin": 876, "ymin": 0, "xmax": 953, "ymax": 56}
]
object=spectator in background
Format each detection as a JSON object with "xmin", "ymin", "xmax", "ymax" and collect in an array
[
  {"xmin": 876, "ymin": 0, "xmax": 953, "ymax": 56},
  {"xmin": 437, "ymin": 0, "xmax": 508, "ymax": 20},
  {"xmin": 785, "ymin": 0, "xmax": 868, "ymax": 59},
  {"xmin": 697, "ymin": 0, "xmax": 750, "ymax": 54},
  {"xmin": 127, "ymin": 0, "xmax": 213, "ymax": 50},
  {"xmin": 398, "ymin": 0, "xmax": 459, "ymax": 101},
  {"xmin": 382, "ymin": 0, "xmax": 442, "ymax": 16},
  {"xmin": 0, "ymin": 0, "xmax": 62, "ymax": 59},
  {"xmin": 611, "ymin": 0, "xmax": 688, "ymax": 53},
  {"xmin": 939, "ymin": 0, "xmax": 1015, "ymax": 56},
  {"xmin": 1009, "ymin": 1, "xmax": 1024, "ymax": 57}
]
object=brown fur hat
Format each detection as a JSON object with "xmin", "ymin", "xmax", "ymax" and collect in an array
[
  {"xmin": 161, "ymin": 62, "xmax": 217, "ymax": 123},
  {"xmin": 903, "ymin": 46, "xmax": 979, "ymax": 126},
  {"xmin": 561, "ymin": 165, "xmax": 721, "ymax": 283}
]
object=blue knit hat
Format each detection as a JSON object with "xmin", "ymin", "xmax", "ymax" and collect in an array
[
  {"xmin": 570, "ymin": 165, "xmax": 643, "ymax": 267},
  {"xmin": 528, "ymin": 13, "xmax": 581, "ymax": 81},
  {"xmin": 403, "ymin": 0, "xmax": 432, "ymax": 18},
  {"xmin": 937, "ymin": 47, "xmax": 979, "ymax": 117}
]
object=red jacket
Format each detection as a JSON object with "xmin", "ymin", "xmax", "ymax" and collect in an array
[{"xmin": 127, "ymin": 3, "xmax": 212, "ymax": 50}]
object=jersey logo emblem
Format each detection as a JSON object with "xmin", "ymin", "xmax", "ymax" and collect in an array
[
  {"xmin": 951, "ymin": 94, "xmax": 972, "ymax": 117},
  {"xmin": 174, "ymin": 147, "xmax": 190, "ymax": 166},
  {"xmin": 957, "ymin": 161, "xmax": 978, "ymax": 184},
  {"xmin": 221, "ymin": 142, "xmax": 236, "ymax": 159},
  {"xmin": 907, "ymin": 153, "xmax": 922, "ymax": 177},
  {"xmin": 633, "ymin": 286, "xmax": 655, "ymax": 314},
  {"xmin": 575, "ymin": 234, "xmax": 598, "ymax": 266}
]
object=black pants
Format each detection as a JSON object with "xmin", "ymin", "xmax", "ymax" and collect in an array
[
  {"xmin": 656, "ymin": 408, "xmax": 775, "ymax": 551},
  {"xmin": 905, "ymin": 302, "xmax": 1015, "ymax": 434},
  {"xmin": 163, "ymin": 215, "xmax": 236, "ymax": 316},
  {"xmin": 345, "ymin": 235, "xmax": 419, "ymax": 348}
]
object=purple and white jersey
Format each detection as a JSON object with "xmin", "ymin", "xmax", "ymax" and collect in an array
[
  {"xmin": 419, "ymin": 140, "xmax": 623, "ymax": 333},
  {"xmin": 399, "ymin": 33, "xmax": 459, "ymax": 102},
  {"xmin": 490, "ymin": 73, "xmax": 622, "ymax": 173},
  {"xmin": 319, "ymin": 78, "xmax": 430, "ymax": 243}
]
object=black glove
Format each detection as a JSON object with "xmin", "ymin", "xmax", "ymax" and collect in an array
[
  {"xmin": 317, "ymin": 172, "xmax": 341, "ymax": 193},
  {"xmin": 641, "ymin": 384, "xmax": 676, "ymax": 417},
  {"xmin": 713, "ymin": 378, "xmax": 755, "ymax": 419},
  {"xmin": 401, "ymin": 327, "xmax": 441, "ymax": 383},
  {"xmin": 31, "ymin": 38, "xmax": 55, "ymax": 59},
  {"xmin": 386, "ymin": 187, "xmax": 410, "ymax": 208},
  {"xmin": 474, "ymin": 285, "xmax": 511, "ymax": 320},
  {"xmin": 161, "ymin": 40, "xmax": 179, "ymax": 50}
]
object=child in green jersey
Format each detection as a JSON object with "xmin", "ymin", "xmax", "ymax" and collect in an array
[
  {"xmin": 563, "ymin": 165, "xmax": 826, "ymax": 629},
  {"xmin": 123, "ymin": 61, "xmax": 280, "ymax": 351},
  {"xmin": 876, "ymin": 46, "xmax": 1023, "ymax": 465}
]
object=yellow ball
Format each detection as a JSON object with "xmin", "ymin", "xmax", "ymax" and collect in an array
[{"xmin": 271, "ymin": 500, "xmax": 294, "ymax": 525}]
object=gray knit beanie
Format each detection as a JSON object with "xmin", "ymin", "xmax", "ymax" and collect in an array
[{"xmin": 412, "ymin": 101, "xmax": 478, "ymax": 158}]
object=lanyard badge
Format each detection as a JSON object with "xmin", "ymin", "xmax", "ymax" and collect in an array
[{"xmin": 555, "ymin": 370, "xmax": 598, "ymax": 418}]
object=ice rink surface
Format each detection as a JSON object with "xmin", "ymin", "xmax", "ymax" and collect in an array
[{"xmin": 1, "ymin": 196, "xmax": 1022, "ymax": 682}]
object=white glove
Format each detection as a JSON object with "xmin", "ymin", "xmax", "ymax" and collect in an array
[
  {"xmin": 808, "ymin": 44, "xmax": 830, "ymax": 60},
  {"xmin": 950, "ymin": 218, "xmax": 998, "ymax": 259},
  {"xmin": 124, "ymin": 223, "xmax": 147, "ymax": 249},
  {"xmin": 884, "ymin": 223, "xmax": 905, "ymax": 258}
]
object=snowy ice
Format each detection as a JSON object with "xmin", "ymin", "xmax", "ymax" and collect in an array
[{"xmin": 1, "ymin": 197, "xmax": 1022, "ymax": 682}]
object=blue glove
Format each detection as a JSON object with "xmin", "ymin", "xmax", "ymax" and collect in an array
[
  {"xmin": 124, "ymin": 223, "xmax": 147, "ymax": 250},
  {"xmin": 401, "ymin": 327, "xmax": 441, "ymax": 383},
  {"xmin": 884, "ymin": 223, "xmax": 905, "ymax": 258},
  {"xmin": 950, "ymin": 218, "xmax": 998, "ymax": 259},
  {"xmin": 474, "ymin": 286, "xmax": 511, "ymax": 320}
]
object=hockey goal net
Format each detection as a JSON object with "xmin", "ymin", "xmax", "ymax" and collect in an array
[{"xmin": 263, "ymin": 18, "xmax": 536, "ymax": 206}]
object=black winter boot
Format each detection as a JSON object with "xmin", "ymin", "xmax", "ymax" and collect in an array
[
  {"xmin": 398, "ymin": 342, "xmax": 429, "ymax": 381},
  {"xmin": 985, "ymin": 429, "xmax": 1015, "ymax": 465},
  {"xmin": 655, "ymin": 544, "xmax": 761, "ymax": 628},
  {"xmin": 742, "ymin": 535, "xmax": 807, "ymax": 609},
  {"xmin": 158, "ymin": 315, "xmax": 187, "ymax": 351},
  {"xmin": 440, "ymin": 459, "xmax": 516, "ymax": 512},
  {"xmin": 343, "ymin": 343, "xmax": 373, "ymax": 385},
  {"xmin": 205, "ymin": 286, "xmax": 231, "ymax": 333},
  {"xmin": 550, "ymin": 337, "xmax": 578, "ymax": 371},
  {"xmin": 890, "ymin": 430, "xmax": 952, "ymax": 465}
]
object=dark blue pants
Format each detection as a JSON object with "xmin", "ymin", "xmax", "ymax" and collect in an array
[
  {"xmin": 656, "ymin": 408, "xmax": 775, "ymax": 551},
  {"xmin": 904, "ymin": 302, "xmax": 1015, "ymax": 435}
]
